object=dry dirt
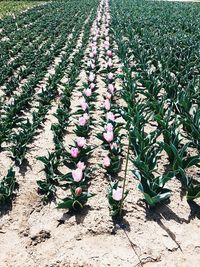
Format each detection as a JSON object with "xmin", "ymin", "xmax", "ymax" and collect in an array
[{"xmin": 0, "ymin": 1, "xmax": 200, "ymax": 267}]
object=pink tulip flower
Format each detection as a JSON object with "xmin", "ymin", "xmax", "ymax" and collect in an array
[
  {"xmin": 88, "ymin": 72, "xmax": 95, "ymax": 82},
  {"xmin": 104, "ymin": 99, "xmax": 111, "ymax": 111},
  {"xmin": 106, "ymin": 92, "xmax": 112, "ymax": 100},
  {"xmin": 79, "ymin": 116, "xmax": 87, "ymax": 126},
  {"xmin": 105, "ymin": 123, "xmax": 113, "ymax": 132},
  {"xmin": 105, "ymin": 30, "xmax": 109, "ymax": 36},
  {"xmin": 83, "ymin": 113, "xmax": 90, "ymax": 121},
  {"xmin": 77, "ymin": 161, "xmax": 86, "ymax": 171},
  {"xmin": 89, "ymin": 52, "xmax": 94, "ymax": 58},
  {"xmin": 108, "ymin": 73, "xmax": 114, "ymax": 80},
  {"xmin": 106, "ymin": 112, "xmax": 115, "ymax": 122},
  {"xmin": 76, "ymin": 137, "xmax": 86, "ymax": 148},
  {"xmin": 89, "ymin": 83, "xmax": 95, "ymax": 90},
  {"xmin": 104, "ymin": 40, "xmax": 110, "ymax": 49},
  {"xmin": 107, "ymin": 50, "xmax": 112, "ymax": 57},
  {"xmin": 112, "ymin": 187, "xmax": 123, "ymax": 201},
  {"xmin": 84, "ymin": 88, "xmax": 92, "ymax": 97},
  {"xmin": 104, "ymin": 40, "xmax": 109, "ymax": 46},
  {"xmin": 72, "ymin": 168, "xmax": 83, "ymax": 182},
  {"xmin": 93, "ymin": 36, "xmax": 97, "ymax": 42},
  {"xmin": 80, "ymin": 97, "xmax": 88, "ymax": 111},
  {"xmin": 107, "ymin": 58, "xmax": 113, "ymax": 68},
  {"xmin": 103, "ymin": 156, "xmax": 111, "ymax": 167},
  {"xmin": 92, "ymin": 47, "xmax": 97, "ymax": 55},
  {"xmin": 108, "ymin": 84, "xmax": 115, "ymax": 94},
  {"xmin": 103, "ymin": 131, "xmax": 114, "ymax": 143},
  {"xmin": 70, "ymin": 147, "xmax": 79, "ymax": 158}
]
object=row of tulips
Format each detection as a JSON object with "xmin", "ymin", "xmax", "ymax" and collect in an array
[
  {"xmin": 97, "ymin": 0, "xmax": 128, "ymax": 217},
  {"xmin": 111, "ymin": 0, "xmax": 200, "ymax": 206},
  {"xmin": 0, "ymin": 2, "xmax": 100, "ymax": 209},
  {"xmin": 57, "ymin": 2, "xmax": 104, "ymax": 211},
  {"xmin": 36, "ymin": 9, "xmax": 99, "ymax": 201}
]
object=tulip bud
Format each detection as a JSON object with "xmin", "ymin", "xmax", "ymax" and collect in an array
[
  {"xmin": 107, "ymin": 50, "xmax": 112, "ymax": 57},
  {"xmin": 108, "ymin": 84, "xmax": 115, "ymax": 94},
  {"xmin": 83, "ymin": 113, "xmax": 90, "ymax": 121},
  {"xmin": 106, "ymin": 112, "xmax": 115, "ymax": 122},
  {"xmin": 103, "ymin": 131, "xmax": 114, "ymax": 143},
  {"xmin": 72, "ymin": 168, "xmax": 83, "ymax": 182},
  {"xmin": 84, "ymin": 88, "xmax": 92, "ymax": 97},
  {"xmin": 88, "ymin": 72, "xmax": 95, "ymax": 82},
  {"xmin": 106, "ymin": 92, "xmax": 112, "ymax": 100},
  {"xmin": 89, "ymin": 52, "xmax": 94, "ymax": 58},
  {"xmin": 104, "ymin": 99, "xmax": 111, "ymax": 111},
  {"xmin": 79, "ymin": 116, "xmax": 87, "ymax": 126},
  {"xmin": 112, "ymin": 187, "xmax": 123, "ymax": 201},
  {"xmin": 103, "ymin": 156, "xmax": 111, "ymax": 167},
  {"xmin": 90, "ymin": 83, "xmax": 95, "ymax": 90},
  {"xmin": 77, "ymin": 161, "xmax": 86, "ymax": 171},
  {"xmin": 70, "ymin": 147, "xmax": 79, "ymax": 158},
  {"xmin": 107, "ymin": 73, "xmax": 114, "ymax": 80},
  {"xmin": 105, "ymin": 123, "xmax": 113, "ymax": 132},
  {"xmin": 75, "ymin": 187, "xmax": 82, "ymax": 196},
  {"xmin": 76, "ymin": 137, "xmax": 86, "ymax": 148}
]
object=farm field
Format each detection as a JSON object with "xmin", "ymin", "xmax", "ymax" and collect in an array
[
  {"xmin": 0, "ymin": 1, "xmax": 46, "ymax": 18},
  {"xmin": 0, "ymin": 0, "xmax": 200, "ymax": 266}
]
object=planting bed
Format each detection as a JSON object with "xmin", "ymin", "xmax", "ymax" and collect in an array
[
  {"xmin": 0, "ymin": 1, "xmax": 46, "ymax": 18},
  {"xmin": 0, "ymin": 0, "xmax": 200, "ymax": 266}
]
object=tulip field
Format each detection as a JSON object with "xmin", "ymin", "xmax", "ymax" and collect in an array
[{"xmin": 0, "ymin": 0, "xmax": 200, "ymax": 266}]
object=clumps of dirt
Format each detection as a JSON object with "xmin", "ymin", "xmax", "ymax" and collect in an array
[
  {"xmin": 19, "ymin": 227, "xmax": 30, "ymax": 237},
  {"xmin": 30, "ymin": 229, "xmax": 51, "ymax": 246}
]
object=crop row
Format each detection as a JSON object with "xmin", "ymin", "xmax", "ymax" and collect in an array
[
  {"xmin": 36, "ymin": 0, "xmax": 105, "ymax": 208},
  {"xmin": 0, "ymin": 0, "xmax": 98, "ymax": 146},
  {"xmin": 0, "ymin": 0, "xmax": 199, "ymax": 218},
  {"xmin": 0, "ymin": 0, "xmax": 99, "ymax": 205},
  {"xmin": 110, "ymin": 0, "xmax": 200, "ymax": 206}
]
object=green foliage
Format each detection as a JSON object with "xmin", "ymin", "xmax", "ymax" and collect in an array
[
  {"xmin": 135, "ymin": 169, "xmax": 174, "ymax": 207},
  {"xmin": 0, "ymin": 168, "xmax": 16, "ymax": 204},
  {"xmin": 36, "ymin": 153, "xmax": 60, "ymax": 198},
  {"xmin": 0, "ymin": 1, "xmax": 44, "ymax": 18},
  {"xmin": 187, "ymin": 179, "xmax": 200, "ymax": 201},
  {"xmin": 181, "ymin": 108, "xmax": 200, "ymax": 151},
  {"xmin": 57, "ymin": 190, "xmax": 95, "ymax": 211},
  {"xmin": 111, "ymin": 0, "xmax": 200, "ymax": 206}
]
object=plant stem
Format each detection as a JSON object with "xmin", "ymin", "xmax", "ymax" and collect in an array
[{"xmin": 119, "ymin": 127, "xmax": 131, "ymax": 216}]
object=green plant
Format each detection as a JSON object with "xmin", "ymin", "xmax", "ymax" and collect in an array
[
  {"xmin": 187, "ymin": 179, "xmax": 200, "ymax": 201},
  {"xmin": 134, "ymin": 170, "xmax": 175, "ymax": 207},
  {"xmin": 107, "ymin": 182, "xmax": 128, "ymax": 217},
  {"xmin": 36, "ymin": 153, "xmax": 60, "ymax": 199},
  {"xmin": 0, "ymin": 168, "xmax": 16, "ymax": 204}
]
